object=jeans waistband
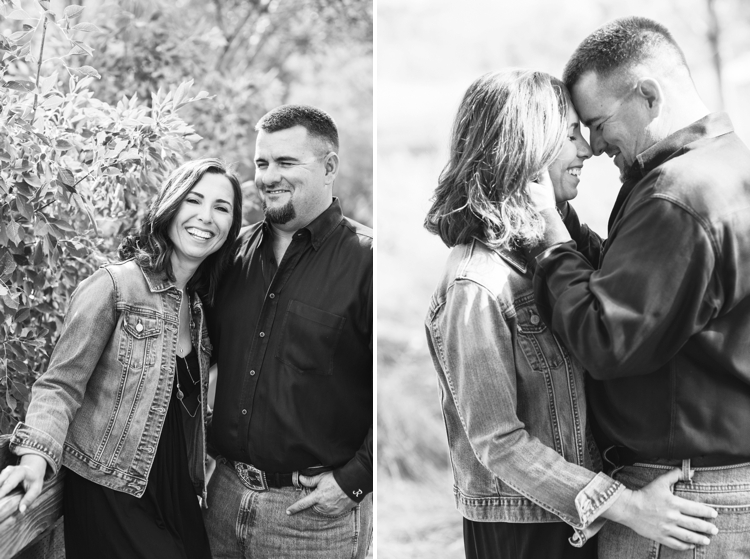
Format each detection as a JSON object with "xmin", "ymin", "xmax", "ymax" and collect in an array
[{"xmin": 603, "ymin": 446, "xmax": 750, "ymax": 473}]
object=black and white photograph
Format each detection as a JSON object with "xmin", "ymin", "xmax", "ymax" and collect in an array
[{"xmin": 0, "ymin": 0, "xmax": 372, "ymax": 557}]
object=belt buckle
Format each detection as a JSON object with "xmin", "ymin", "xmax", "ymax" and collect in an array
[{"xmin": 234, "ymin": 461, "xmax": 268, "ymax": 492}]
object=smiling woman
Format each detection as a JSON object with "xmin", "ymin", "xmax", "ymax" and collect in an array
[{"xmin": 0, "ymin": 158, "xmax": 244, "ymax": 559}]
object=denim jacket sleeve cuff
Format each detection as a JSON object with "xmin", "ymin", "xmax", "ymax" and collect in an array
[
  {"xmin": 10, "ymin": 421, "xmax": 63, "ymax": 476},
  {"xmin": 568, "ymin": 472, "xmax": 626, "ymax": 547}
]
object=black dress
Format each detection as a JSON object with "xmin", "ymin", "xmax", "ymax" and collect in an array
[{"xmin": 63, "ymin": 350, "xmax": 211, "ymax": 559}]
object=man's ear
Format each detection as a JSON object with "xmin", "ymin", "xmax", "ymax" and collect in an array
[
  {"xmin": 637, "ymin": 78, "xmax": 662, "ymax": 114},
  {"xmin": 323, "ymin": 152, "xmax": 340, "ymax": 185}
]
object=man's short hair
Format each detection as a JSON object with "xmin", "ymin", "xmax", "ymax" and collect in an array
[
  {"xmin": 255, "ymin": 104, "xmax": 339, "ymax": 153},
  {"xmin": 563, "ymin": 17, "xmax": 690, "ymax": 91}
]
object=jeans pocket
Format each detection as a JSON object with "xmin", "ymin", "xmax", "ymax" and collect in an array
[
  {"xmin": 276, "ymin": 300, "xmax": 346, "ymax": 376},
  {"xmin": 311, "ymin": 503, "xmax": 356, "ymax": 520}
]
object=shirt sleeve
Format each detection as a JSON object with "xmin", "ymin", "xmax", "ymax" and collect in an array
[
  {"xmin": 562, "ymin": 203, "xmax": 606, "ymax": 268},
  {"xmin": 10, "ymin": 268, "xmax": 117, "ymax": 474},
  {"xmin": 332, "ymin": 427, "xmax": 372, "ymax": 502},
  {"xmin": 532, "ymin": 197, "xmax": 718, "ymax": 379},
  {"xmin": 427, "ymin": 276, "xmax": 624, "ymax": 532}
]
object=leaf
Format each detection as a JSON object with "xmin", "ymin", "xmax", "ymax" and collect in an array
[
  {"xmin": 0, "ymin": 251, "xmax": 15, "ymax": 277},
  {"xmin": 57, "ymin": 168, "xmax": 75, "ymax": 186},
  {"xmin": 63, "ymin": 5, "xmax": 84, "ymax": 19},
  {"xmin": 77, "ymin": 65, "xmax": 100, "ymax": 79},
  {"xmin": 5, "ymin": 220, "xmax": 22, "ymax": 245},
  {"xmin": 22, "ymin": 173, "xmax": 41, "ymax": 188},
  {"xmin": 15, "ymin": 195, "xmax": 33, "ymax": 221},
  {"xmin": 39, "ymin": 71, "xmax": 57, "ymax": 95},
  {"xmin": 0, "ymin": 282, "xmax": 7, "ymax": 297},
  {"xmin": 6, "ymin": 9, "xmax": 32, "ymax": 20},
  {"xmin": 5, "ymin": 391, "xmax": 17, "ymax": 412},
  {"xmin": 55, "ymin": 138, "xmax": 73, "ymax": 150},
  {"xmin": 71, "ymin": 22, "xmax": 99, "ymax": 33},
  {"xmin": 4, "ymin": 80, "xmax": 35, "ymax": 92},
  {"xmin": 41, "ymin": 95, "xmax": 63, "ymax": 109}
]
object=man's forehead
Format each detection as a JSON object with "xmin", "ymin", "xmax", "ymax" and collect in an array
[
  {"xmin": 570, "ymin": 71, "xmax": 616, "ymax": 124},
  {"xmin": 255, "ymin": 126, "xmax": 319, "ymax": 156}
]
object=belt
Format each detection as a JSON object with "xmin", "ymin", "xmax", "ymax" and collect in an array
[
  {"xmin": 604, "ymin": 446, "xmax": 750, "ymax": 470},
  {"xmin": 226, "ymin": 458, "xmax": 332, "ymax": 492}
]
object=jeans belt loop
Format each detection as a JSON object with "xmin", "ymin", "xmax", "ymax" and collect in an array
[
  {"xmin": 681, "ymin": 458, "xmax": 693, "ymax": 482},
  {"xmin": 292, "ymin": 471, "xmax": 301, "ymax": 490}
]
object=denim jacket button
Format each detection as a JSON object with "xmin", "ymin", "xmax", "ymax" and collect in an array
[{"xmin": 530, "ymin": 314, "xmax": 540, "ymax": 325}]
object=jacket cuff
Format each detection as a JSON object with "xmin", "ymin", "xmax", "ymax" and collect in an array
[
  {"xmin": 332, "ymin": 456, "xmax": 372, "ymax": 503},
  {"xmin": 568, "ymin": 472, "xmax": 626, "ymax": 547},
  {"xmin": 10, "ymin": 422, "xmax": 62, "ymax": 476},
  {"xmin": 527, "ymin": 208, "xmax": 573, "ymax": 261}
]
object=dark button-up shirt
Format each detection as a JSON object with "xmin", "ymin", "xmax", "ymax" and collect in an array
[
  {"xmin": 530, "ymin": 113, "xmax": 750, "ymax": 460},
  {"xmin": 208, "ymin": 198, "xmax": 373, "ymax": 501}
]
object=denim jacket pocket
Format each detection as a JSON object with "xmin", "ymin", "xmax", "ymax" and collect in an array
[
  {"xmin": 276, "ymin": 300, "xmax": 346, "ymax": 376},
  {"xmin": 514, "ymin": 299, "xmax": 565, "ymax": 372},
  {"xmin": 117, "ymin": 311, "xmax": 161, "ymax": 370}
]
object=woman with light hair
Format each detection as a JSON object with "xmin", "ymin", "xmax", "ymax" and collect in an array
[{"xmin": 424, "ymin": 69, "xmax": 718, "ymax": 558}]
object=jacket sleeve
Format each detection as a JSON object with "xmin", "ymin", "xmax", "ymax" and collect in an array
[
  {"xmin": 562, "ymin": 203, "xmax": 606, "ymax": 268},
  {"xmin": 427, "ymin": 277, "xmax": 624, "ymax": 534},
  {"xmin": 10, "ymin": 268, "xmax": 117, "ymax": 475},
  {"xmin": 531, "ymin": 197, "xmax": 718, "ymax": 379},
  {"xmin": 332, "ymin": 427, "xmax": 372, "ymax": 502}
]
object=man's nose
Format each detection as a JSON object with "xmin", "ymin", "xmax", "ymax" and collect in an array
[
  {"xmin": 589, "ymin": 129, "xmax": 607, "ymax": 156},
  {"xmin": 260, "ymin": 165, "xmax": 280, "ymax": 186}
]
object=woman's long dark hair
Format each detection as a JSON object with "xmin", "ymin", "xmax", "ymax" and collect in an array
[
  {"xmin": 425, "ymin": 69, "xmax": 570, "ymax": 249},
  {"xmin": 119, "ymin": 158, "xmax": 243, "ymax": 305}
]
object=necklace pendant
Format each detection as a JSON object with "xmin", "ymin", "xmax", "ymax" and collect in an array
[{"xmin": 177, "ymin": 388, "xmax": 184, "ymax": 400}]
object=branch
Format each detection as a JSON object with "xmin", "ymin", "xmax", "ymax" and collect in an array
[{"xmin": 32, "ymin": 10, "xmax": 49, "ymax": 114}]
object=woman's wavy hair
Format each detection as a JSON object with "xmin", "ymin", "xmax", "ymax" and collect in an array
[
  {"xmin": 425, "ymin": 69, "xmax": 570, "ymax": 249},
  {"xmin": 118, "ymin": 158, "xmax": 243, "ymax": 305}
]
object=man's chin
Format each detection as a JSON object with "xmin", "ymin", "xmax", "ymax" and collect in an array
[{"xmin": 263, "ymin": 201, "xmax": 296, "ymax": 225}]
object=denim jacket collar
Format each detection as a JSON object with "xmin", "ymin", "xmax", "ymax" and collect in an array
[
  {"xmin": 139, "ymin": 263, "xmax": 176, "ymax": 293},
  {"xmin": 131, "ymin": 261, "xmax": 204, "ymax": 313},
  {"xmin": 495, "ymin": 245, "xmax": 528, "ymax": 275}
]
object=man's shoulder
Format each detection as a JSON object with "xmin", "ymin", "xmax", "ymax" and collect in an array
[
  {"xmin": 648, "ymin": 133, "xmax": 750, "ymax": 221},
  {"xmin": 339, "ymin": 215, "xmax": 373, "ymax": 249}
]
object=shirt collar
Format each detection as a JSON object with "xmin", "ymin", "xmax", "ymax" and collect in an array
[
  {"xmin": 628, "ymin": 112, "xmax": 734, "ymax": 181},
  {"xmin": 262, "ymin": 197, "xmax": 344, "ymax": 251}
]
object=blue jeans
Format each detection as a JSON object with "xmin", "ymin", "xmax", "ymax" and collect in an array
[
  {"xmin": 202, "ymin": 459, "xmax": 373, "ymax": 559},
  {"xmin": 599, "ymin": 460, "xmax": 750, "ymax": 558}
]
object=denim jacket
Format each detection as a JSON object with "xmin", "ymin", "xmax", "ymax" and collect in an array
[
  {"xmin": 10, "ymin": 260, "xmax": 212, "ymax": 502},
  {"xmin": 425, "ymin": 240, "xmax": 624, "ymax": 544}
]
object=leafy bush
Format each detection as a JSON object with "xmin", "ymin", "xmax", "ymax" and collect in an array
[{"xmin": 0, "ymin": 1, "xmax": 207, "ymax": 432}]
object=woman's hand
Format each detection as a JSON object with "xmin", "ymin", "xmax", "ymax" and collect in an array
[
  {"xmin": 0, "ymin": 453, "xmax": 48, "ymax": 513},
  {"xmin": 526, "ymin": 169, "xmax": 556, "ymax": 212},
  {"xmin": 602, "ymin": 468, "xmax": 718, "ymax": 550}
]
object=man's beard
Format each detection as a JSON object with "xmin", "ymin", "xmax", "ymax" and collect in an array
[{"xmin": 262, "ymin": 199, "xmax": 296, "ymax": 225}]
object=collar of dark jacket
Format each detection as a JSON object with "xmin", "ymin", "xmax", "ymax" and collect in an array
[
  {"xmin": 608, "ymin": 112, "xmax": 734, "ymax": 233},
  {"xmin": 261, "ymin": 197, "xmax": 344, "ymax": 251},
  {"xmin": 631, "ymin": 112, "xmax": 734, "ymax": 181}
]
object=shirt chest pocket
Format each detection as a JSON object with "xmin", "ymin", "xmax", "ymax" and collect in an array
[
  {"xmin": 276, "ymin": 300, "xmax": 346, "ymax": 376},
  {"xmin": 117, "ymin": 312, "xmax": 162, "ymax": 371},
  {"xmin": 514, "ymin": 303, "xmax": 566, "ymax": 372}
]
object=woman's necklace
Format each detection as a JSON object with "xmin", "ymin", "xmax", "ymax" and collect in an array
[{"xmin": 176, "ymin": 353, "xmax": 200, "ymax": 417}]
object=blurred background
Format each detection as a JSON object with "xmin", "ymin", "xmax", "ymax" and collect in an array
[{"xmin": 376, "ymin": 0, "xmax": 750, "ymax": 557}]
